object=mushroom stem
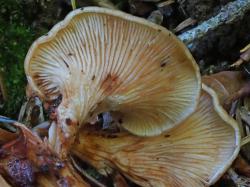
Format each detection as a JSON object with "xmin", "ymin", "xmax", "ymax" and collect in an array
[{"xmin": 178, "ymin": 0, "xmax": 250, "ymax": 48}]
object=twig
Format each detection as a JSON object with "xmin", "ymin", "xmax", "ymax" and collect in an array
[
  {"xmin": 227, "ymin": 168, "xmax": 250, "ymax": 187},
  {"xmin": 178, "ymin": 0, "xmax": 250, "ymax": 48},
  {"xmin": 71, "ymin": 0, "xmax": 77, "ymax": 10},
  {"xmin": 94, "ymin": 0, "xmax": 117, "ymax": 9},
  {"xmin": 241, "ymin": 135, "xmax": 250, "ymax": 147},
  {"xmin": 70, "ymin": 156, "xmax": 107, "ymax": 187}
]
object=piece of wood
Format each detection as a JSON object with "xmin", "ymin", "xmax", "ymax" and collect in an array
[{"xmin": 178, "ymin": 0, "xmax": 250, "ymax": 48}]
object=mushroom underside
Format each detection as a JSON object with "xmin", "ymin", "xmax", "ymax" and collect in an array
[{"xmin": 72, "ymin": 85, "xmax": 240, "ymax": 187}]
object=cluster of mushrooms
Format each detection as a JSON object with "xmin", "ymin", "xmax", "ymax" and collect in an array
[{"xmin": 0, "ymin": 7, "xmax": 243, "ymax": 187}]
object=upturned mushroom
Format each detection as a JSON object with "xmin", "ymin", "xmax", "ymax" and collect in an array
[
  {"xmin": 24, "ymin": 7, "xmax": 201, "ymax": 157},
  {"xmin": 72, "ymin": 84, "xmax": 240, "ymax": 187}
]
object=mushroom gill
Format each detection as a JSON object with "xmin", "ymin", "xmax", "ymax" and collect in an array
[
  {"xmin": 72, "ymin": 84, "xmax": 240, "ymax": 187},
  {"xmin": 24, "ymin": 7, "xmax": 201, "ymax": 157}
]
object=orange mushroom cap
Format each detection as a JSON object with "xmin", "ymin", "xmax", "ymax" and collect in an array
[{"xmin": 25, "ymin": 7, "xmax": 201, "ymax": 156}]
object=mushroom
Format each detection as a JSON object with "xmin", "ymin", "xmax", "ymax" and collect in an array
[
  {"xmin": 24, "ymin": 7, "xmax": 201, "ymax": 157},
  {"xmin": 72, "ymin": 84, "xmax": 240, "ymax": 187}
]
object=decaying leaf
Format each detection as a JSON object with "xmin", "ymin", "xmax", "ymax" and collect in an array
[
  {"xmin": 233, "ymin": 156, "xmax": 250, "ymax": 178},
  {"xmin": 202, "ymin": 71, "xmax": 245, "ymax": 106},
  {"xmin": 0, "ymin": 122, "xmax": 89, "ymax": 187}
]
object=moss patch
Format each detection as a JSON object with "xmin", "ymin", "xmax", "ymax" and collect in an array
[{"xmin": 0, "ymin": 1, "xmax": 35, "ymax": 117}]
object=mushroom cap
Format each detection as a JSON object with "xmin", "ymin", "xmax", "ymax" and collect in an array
[
  {"xmin": 73, "ymin": 84, "xmax": 240, "ymax": 187},
  {"xmin": 25, "ymin": 7, "xmax": 200, "ymax": 137}
]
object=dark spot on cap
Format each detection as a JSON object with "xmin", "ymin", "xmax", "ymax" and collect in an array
[
  {"xmin": 68, "ymin": 53, "xmax": 73, "ymax": 56},
  {"xmin": 66, "ymin": 118, "xmax": 72, "ymax": 126},
  {"xmin": 101, "ymin": 73, "xmax": 121, "ymax": 94},
  {"xmin": 160, "ymin": 62, "xmax": 166, "ymax": 68},
  {"xmin": 91, "ymin": 75, "xmax": 96, "ymax": 81},
  {"xmin": 63, "ymin": 60, "xmax": 69, "ymax": 68},
  {"xmin": 164, "ymin": 134, "xmax": 170, "ymax": 138}
]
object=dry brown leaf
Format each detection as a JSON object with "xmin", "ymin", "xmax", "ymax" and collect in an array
[
  {"xmin": 202, "ymin": 71, "xmax": 248, "ymax": 113},
  {"xmin": 233, "ymin": 156, "xmax": 250, "ymax": 178}
]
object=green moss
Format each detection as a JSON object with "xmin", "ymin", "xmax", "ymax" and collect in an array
[{"xmin": 0, "ymin": 0, "xmax": 35, "ymax": 117}]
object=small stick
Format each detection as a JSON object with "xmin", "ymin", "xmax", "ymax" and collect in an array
[
  {"xmin": 94, "ymin": 0, "xmax": 117, "ymax": 9},
  {"xmin": 70, "ymin": 156, "xmax": 107, "ymax": 187},
  {"xmin": 241, "ymin": 135, "xmax": 250, "ymax": 147},
  {"xmin": 227, "ymin": 168, "xmax": 250, "ymax": 187},
  {"xmin": 71, "ymin": 0, "xmax": 77, "ymax": 10}
]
